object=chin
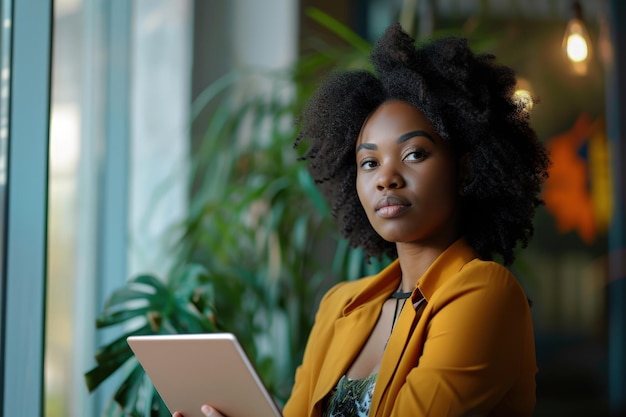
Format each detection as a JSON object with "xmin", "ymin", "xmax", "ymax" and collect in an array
[{"xmin": 375, "ymin": 229, "xmax": 416, "ymax": 244}]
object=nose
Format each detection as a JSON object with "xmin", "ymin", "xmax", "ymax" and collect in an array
[{"xmin": 376, "ymin": 165, "xmax": 405, "ymax": 190}]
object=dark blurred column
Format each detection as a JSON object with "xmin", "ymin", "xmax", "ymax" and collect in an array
[{"xmin": 607, "ymin": 0, "xmax": 626, "ymax": 415}]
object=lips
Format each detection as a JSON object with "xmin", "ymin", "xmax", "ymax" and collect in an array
[{"xmin": 374, "ymin": 195, "xmax": 411, "ymax": 218}]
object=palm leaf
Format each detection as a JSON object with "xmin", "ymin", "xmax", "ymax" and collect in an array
[{"xmin": 306, "ymin": 7, "xmax": 371, "ymax": 54}]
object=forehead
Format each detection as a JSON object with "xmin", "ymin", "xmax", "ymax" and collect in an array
[{"xmin": 357, "ymin": 100, "xmax": 438, "ymax": 142}]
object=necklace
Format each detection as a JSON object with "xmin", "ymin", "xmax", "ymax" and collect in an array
[
  {"xmin": 389, "ymin": 290, "xmax": 413, "ymax": 300},
  {"xmin": 388, "ymin": 288, "xmax": 412, "ymax": 337}
]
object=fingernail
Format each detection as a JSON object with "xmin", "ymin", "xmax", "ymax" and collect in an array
[{"xmin": 201, "ymin": 405, "xmax": 213, "ymax": 416}]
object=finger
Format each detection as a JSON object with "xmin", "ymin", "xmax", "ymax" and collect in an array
[
  {"xmin": 201, "ymin": 404, "xmax": 225, "ymax": 417},
  {"xmin": 172, "ymin": 412, "xmax": 183, "ymax": 417}
]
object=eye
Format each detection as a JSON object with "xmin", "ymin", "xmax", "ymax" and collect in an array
[
  {"xmin": 404, "ymin": 148, "xmax": 429, "ymax": 162},
  {"xmin": 359, "ymin": 159, "xmax": 378, "ymax": 170}
]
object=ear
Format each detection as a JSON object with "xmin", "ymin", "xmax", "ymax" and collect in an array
[{"xmin": 457, "ymin": 153, "xmax": 470, "ymax": 196}]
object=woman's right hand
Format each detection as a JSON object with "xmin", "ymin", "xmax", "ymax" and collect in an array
[{"xmin": 172, "ymin": 404, "xmax": 225, "ymax": 417}]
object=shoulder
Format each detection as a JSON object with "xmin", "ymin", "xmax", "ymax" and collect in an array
[
  {"xmin": 317, "ymin": 275, "xmax": 379, "ymax": 311},
  {"xmin": 313, "ymin": 271, "xmax": 391, "ymax": 324},
  {"xmin": 460, "ymin": 258, "xmax": 526, "ymax": 291},
  {"xmin": 434, "ymin": 258, "xmax": 530, "ymax": 311}
]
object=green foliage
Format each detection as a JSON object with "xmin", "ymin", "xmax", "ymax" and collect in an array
[
  {"xmin": 85, "ymin": 265, "xmax": 217, "ymax": 416},
  {"xmin": 85, "ymin": 9, "xmax": 390, "ymax": 416}
]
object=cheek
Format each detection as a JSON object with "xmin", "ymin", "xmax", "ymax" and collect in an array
[
  {"xmin": 416, "ymin": 163, "xmax": 458, "ymax": 205},
  {"xmin": 355, "ymin": 174, "xmax": 380, "ymax": 226},
  {"xmin": 436, "ymin": 166, "xmax": 460, "ymax": 206},
  {"xmin": 356, "ymin": 174, "xmax": 368, "ymax": 209}
]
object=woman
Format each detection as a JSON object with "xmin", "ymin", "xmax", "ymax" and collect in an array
[{"xmin": 175, "ymin": 22, "xmax": 549, "ymax": 417}]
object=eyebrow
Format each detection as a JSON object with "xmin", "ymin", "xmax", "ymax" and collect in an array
[
  {"xmin": 356, "ymin": 130, "xmax": 434, "ymax": 152},
  {"xmin": 397, "ymin": 130, "xmax": 434, "ymax": 143}
]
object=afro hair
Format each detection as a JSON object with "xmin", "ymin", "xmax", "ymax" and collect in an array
[{"xmin": 295, "ymin": 23, "xmax": 550, "ymax": 265}]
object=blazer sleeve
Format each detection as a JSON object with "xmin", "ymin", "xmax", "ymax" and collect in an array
[{"xmin": 389, "ymin": 264, "xmax": 537, "ymax": 417}]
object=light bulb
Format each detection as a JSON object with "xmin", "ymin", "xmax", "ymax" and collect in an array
[
  {"xmin": 562, "ymin": 1, "xmax": 592, "ymax": 76},
  {"xmin": 565, "ymin": 20, "xmax": 589, "ymax": 62},
  {"xmin": 513, "ymin": 89, "xmax": 534, "ymax": 112},
  {"xmin": 513, "ymin": 77, "xmax": 534, "ymax": 113}
]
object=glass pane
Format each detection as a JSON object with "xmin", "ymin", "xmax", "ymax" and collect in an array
[
  {"xmin": 46, "ymin": 0, "xmax": 92, "ymax": 415},
  {"xmin": 44, "ymin": 1, "xmax": 192, "ymax": 415}
]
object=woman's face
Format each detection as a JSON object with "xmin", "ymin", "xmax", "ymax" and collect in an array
[{"xmin": 355, "ymin": 100, "xmax": 461, "ymax": 247}]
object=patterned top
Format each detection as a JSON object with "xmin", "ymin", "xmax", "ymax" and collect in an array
[{"xmin": 322, "ymin": 373, "xmax": 378, "ymax": 417}]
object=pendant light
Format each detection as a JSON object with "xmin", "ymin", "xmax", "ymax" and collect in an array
[{"xmin": 563, "ymin": 1, "xmax": 592, "ymax": 75}]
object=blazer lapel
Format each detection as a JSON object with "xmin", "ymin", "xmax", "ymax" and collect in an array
[
  {"xmin": 369, "ymin": 295, "xmax": 419, "ymax": 414},
  {"xmin": 311, "ymin": 303, "xmax": 379, "ymax": 409},
  {"xmin": 311, "ymin": 261, "xmax": 403, "ymax": 413}
]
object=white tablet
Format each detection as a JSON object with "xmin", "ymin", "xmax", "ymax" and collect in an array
[{"xmin": 127, "ymin": 333, "xmax": 282, "ymax": 417}]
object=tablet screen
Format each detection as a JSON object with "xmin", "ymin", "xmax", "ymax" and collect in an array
[{"xmin": 127, "ymin": 333, "xmax": 282, "ymax": 417}]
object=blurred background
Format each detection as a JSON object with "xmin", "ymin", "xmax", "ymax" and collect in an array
[{"xmin": 1, "ymin": 0, "xmax": 625, "ymax": 416}]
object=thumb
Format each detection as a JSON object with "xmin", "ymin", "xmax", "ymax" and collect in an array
[{"xmin": 201, "ymin": 405, "xmax": 224, "ymax": 417}]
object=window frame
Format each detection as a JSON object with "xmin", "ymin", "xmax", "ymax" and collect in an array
[{"xmin": 1, "ymin": 0, "xmax": 53, "ymax": 415}]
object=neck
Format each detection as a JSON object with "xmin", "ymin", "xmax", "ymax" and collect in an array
[{"xmin": 395, "ymin": 236, "xmax": 459, "ymax": 292}]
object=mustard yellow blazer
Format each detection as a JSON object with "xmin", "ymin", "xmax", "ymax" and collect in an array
[{"xmin": 283, "ymin": 238, "xmax": 537, "ymax": 417}]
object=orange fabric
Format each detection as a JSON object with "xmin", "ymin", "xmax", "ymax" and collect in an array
[
  {"xmin": 283, "ymin": 238, "xmax": 537, "ymax": 417},
  {"xmin": 543, "ymin": 113, "xmax": 596, "ymax": 243},
  {"xmin": 542, "ymin": 113, "xmax": 613, "ymax": 244}
]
